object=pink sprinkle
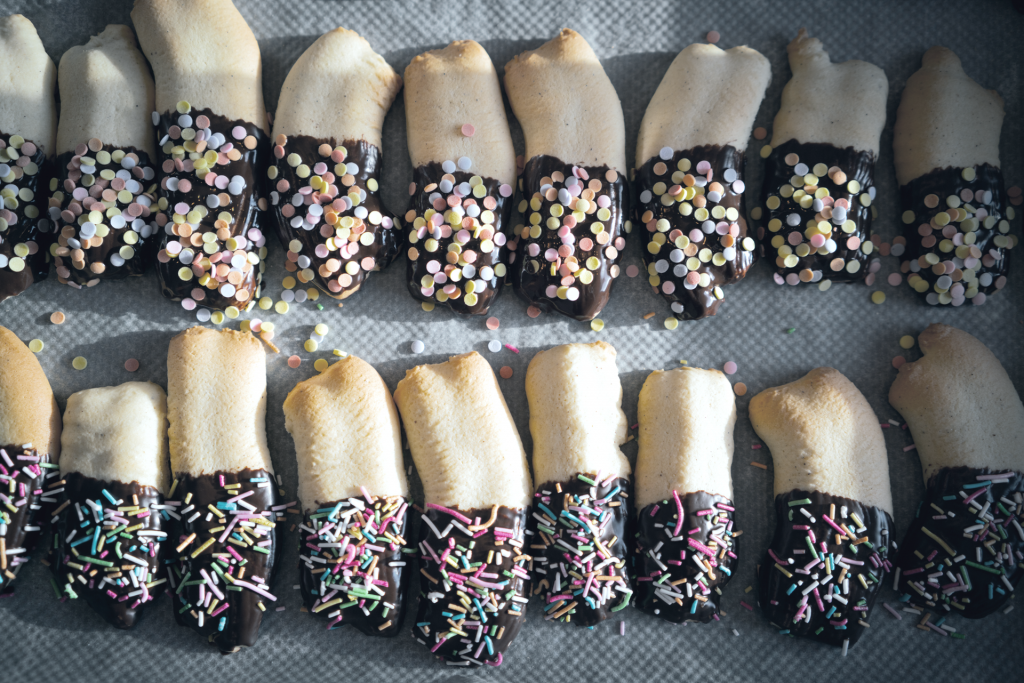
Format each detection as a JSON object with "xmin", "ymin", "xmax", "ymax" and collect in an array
[
  {"xmin": 751, "ymin": 444, "xmax": 762, "ymax": 450},
  {"xmin": 892, "ymin": 355, "xmax": 906, "ymax": 369},
  {"xmin": 504, "ymin": 344, "xmax": 520, "ymax": 354},
  {"xmin": 887, "ymin": 273, "xmax": 903, "ymax": 286},
  {"xmin": 672, "ymin": 490, "xmax": 684, "ymax": 536},
  {"xmin": 626, "ymin": 264, "xmax": 639, "ymax": 278},
  {"xmin": 723, "ymin": 361, "xmax": 738, "ymax": 375},
  {"xmin": 740, "ymin": 601, "xmax": 753, "ymax": 611},
  {"xmin": 706, "ymin": 30, "xmax": 720, "ymax": 43},
  {"xmin": 903, "ymin": 444, "xmax": 917, "ymax": 452},
  {"xmin": 231, "ymin": 126, "xmax": 246, "ymax": 140},
  {"xmin": 461, "ymin": 123, "xmax": 476, "ymax": 137}
]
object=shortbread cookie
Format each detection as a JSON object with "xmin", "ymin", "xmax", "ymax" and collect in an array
[
  {"xmin": 634, "ymin": 366, "xmax": 738, "ymax": 622},
  {"xmin": 893, "ymin": 48, "xmax": 1013, "ymax": 306},
  {"xmin": 504, "ymin": 29, "xmax": 628, "ymax": 321},
  {"xmin": 51, "ymin": 382, "xmax": 169, "ymax": 628},
  {"xmin": 165, "ymin": 326, "xmax": 282, "ymax": 652},
  {"xmin": 756, "ymin": 29, "xmax": 887, "ymax": 288},
  {"xmin": 0, "ymin": 14, "xmax": 56, "ymax": 302},
  {"xmin": 750, "ymin": 368, "xmax": 892, "ymax": 650},
  {"xmin": 50, "ymin": 25, "xmax": 158, "ymax": 288},
  {"xmin": 634, "ymin": 44, "xmax": 770, "ymax": 320},
  {"xmin": 889, "ymin": 324, "xmax": 1024, "ymax": 617},
  {"xmin": 132, "ymin": 0, "xmax": 270, "ymax": 311},
  {"xmin": 0, "ymin": 325, "xmax": 62, "ymax": 594},
  {"xmin": 270, "ymin": 28, "xmax": 402, "ymax": 300},
  {"xmin": 394, "ymin": 352, "xmax": 532, "ymax": 666},
  {"xmin": 283, "ymin": 355, "xmax": 410, "ymax": 636},
  {"xmin": 402, "ymin": 41, "xmax": 516, "ymax": 315},
  {"xmin": 525, "ymin": 342, "xmax": 632, "ymax": 626}
]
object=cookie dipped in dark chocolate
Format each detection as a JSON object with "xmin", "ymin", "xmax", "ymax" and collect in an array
[
  {"xmin": 403, "ymin": 161, "xmax": 514, "ymax": 315},
  {"xmin": 0, "ymin": 445, "xmax": 59, "ymax": 594},
  {"xmin": 50, "ymin": 473, "xmax": 165, "ymax": 628},
  {"xmin": 412, "ymin": 504, "xmax": 531, "ymax": 666},
  {"xmin": 152, "ymin": 107, "xmax": 269, "ymax": 311},
  {"xmin": 758, "ymin": 141, "xmax": 876, "ymax": 286},
  {"xmin": 167, "ymin": 468, "xmax": 279, "ymax": 653},
  {"xmin": 897, "ymin": 164, "xmax": 1013, "ymax": 306},
  {"xmin": 511, "ymin": 156, "xmax": 627, "ymax": 321},
  {"xmin": 759, "ymin": 489, "xmax": 892, "ymax": 648},
  {"xmin": 894, "ymin": 467, "xmax": 1024, "ymax": 618},
  {"xmin": 298, "ymin": 494, "xmax": 410, "ymax": 636},
  {"xmin": 269, "ymin": 136, "xmax": 399, "ymax": 299},
  {"xmin": 531, "ymin": 475, "xmax": 632, "ymax": 626},
  {"xmin": 0, "ymin": 132, "xmax": 52, "ymax": 303},
  {"xmin": 635, "ymin": 490, "xmax": 737, "ymax": 623},
  {"xmin": 635, "ymin": 145, "xmax": 756, "ymax": 320},
  {"xmin": 49, "ymin": 144, "xmax": 160, "ymax": 287}
]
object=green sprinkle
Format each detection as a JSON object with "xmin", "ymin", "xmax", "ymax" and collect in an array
[
  {"xmin": 965, "ymin": 560, "xmax": 1002, "ymax": 575},
  {"xmin": 577, "ymin": 474, "xmax": 597, "ymax": 485},
  {"xmin": 788, "ymin": 498, "xmax": 812, "ymax": 507},
  {"xmin": 786, "ymin": 328, "xmax": 796, "ymax": 334}
]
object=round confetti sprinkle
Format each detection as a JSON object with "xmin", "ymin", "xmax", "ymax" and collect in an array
[
  {"xmin": 733, "ymin": 382, "xmax": 748, "ymax": 396},
  {"xmin": 499, "ymin": 366, "xmax": 513, "ymax": 379},
  {"xmin": 664, "ymin": 317, "xmax": 678, "ymax": 330},
  {"xmin": 421, "ymin": 302, "xmax": 435, "ymax": 312},
  {"xmin": 314, "ymin": 323, "xmax": 329, "ymax": 337},
  {"xmin": 723, "ymin": 361, "xmax": 738, "ymax": 375},
  {"xmin": 887, "ymin": 273, "xmax": 903, "ymax": 287},
  {"xmin": 28, "ymin": 339, "xmax": 44, "ymax": 353},
  {"xmin": 72, "ymin": 356, "xmax": 87, "ymax": 371},
  {"xmin": 590, "ymin": 319, "xmax": 605, "ymax": 332},
  {"xmin": 411, "ymin": 340, "xmax": 425, "ymax": 354},
  {"xmin": 626, "ymin": 264, "xmax": 640, "ymax": 278},
  {"xmin": 275, "ymin": 301, "xmax": 290, "ymax": 314},
  {"xmin": 899, "ymin": 335, "xmax": 915, "ymax": 350},
  {"xmin": 196, "ymin": 309, "xmax": 211, "ymax": 322},
  {"xmin": 287, "ymin": 356, "xmax": 301, "ymax": 368},
  {"xmin": 487, "ymin": 339, "xmax": 502, "ymax": 353},
  {"xmin": 461, "ymin": 123, "xmax": 475, "ymax": 137},
  {"xmin": 527, "ymin": 306, "xmax": 541, "ymax": 318},
  {"xmin": 892, "ymin": 355, "xmax": 906, "ymax": 370},
  {"xmin": 304, "ymin": 339, "xmax": 319, "ymax": 353},
  {"xmin": 314, "ymin": 359, "xmax": 329, "ymax": 372},
  {"xmin": 871, "ymin": 291, "xmax": 886, "ymax": 305},
  {"xmin": 706, "ymin": 30, "xmax": 720, "ymax": 43},
  {"xmin": 50, "ymin": 311, "xmax": 65, "ymax": 325},
  {"xmin": 124, "ymin": 358, "xmax": 140, "ymax": 372},
  {"xmin": 753, "ymin": 127, "xmax": 767, "ymax": 140},
  {"xmin": 485, "ymin": 317, "xmax": 500, "ymax": 330}
]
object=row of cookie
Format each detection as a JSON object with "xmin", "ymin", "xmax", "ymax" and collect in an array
[
  {"xmin": 2, "ymin": 322, "xmax": 1020, "ymax": 661},
  {"xmin": 0, "ymin": 1, "xmax": 1015, "ymax": 318}
]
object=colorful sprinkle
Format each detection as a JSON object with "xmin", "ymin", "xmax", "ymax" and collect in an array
[
  {"xmin": 499, "ymin": 366, "xmax": 513, "ymax": 379},
  {"xmin": 287, "ymin": 355, "xmax": 301, "ymax": 368},
  {"xmin": 124, "ymin": 358, "xmax": 140, "ymax": 372},
  {"xmin": 28, "ymin": 339, "xmax": 43, "ymax": 353},
  {"xmin": 50, "ymin": 311, "xmax": 65, "ymax": 325},
  {"xmin": 72, "ymin": 356, "xmax": 87, "ymax": 370}
]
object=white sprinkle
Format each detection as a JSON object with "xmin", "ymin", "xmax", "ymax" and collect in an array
[
  {"xmin": 659, "ymin": 147, "xmax": 673, "ymax": 160},
  {"xmin": 457, "ymin": 156, "xmax": 472, "ymax": 171},
  {"xmin": 487, "ymin": 340, "xmax": 502, "ymax": 353},
  {"xmin": 411, "ymin": 340, "xmax": 425, "ymax": 354}
]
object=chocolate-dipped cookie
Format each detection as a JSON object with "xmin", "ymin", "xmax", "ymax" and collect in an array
[
  {"xmin": 0, "ymin": 15, "xmax": 56, "ymax": 303},
  {"xmin": 50, "ymin": 382, "xmax": 169, "ymax": 628},
  {"xmin": 133, "ymin": 0, "xmax": 270, "ymax": 312},
  {"xmin": 394, "ymin": 352, "xmax": 532, "ymax": 666},
  {"xmin": 756, "ymin": 29, "xmax": 887, "ymax": 289},
  {"xmin": 893, "ymin": 49, "xmax": 1014, "ymax": 306},
  {"xmin": 889, "ymin": 324, "xmax": 1024, "ymax": 616},
  {"xmin": 402, "ymin": 41, "xmax": 516, "ymax": 315},
  {"xmin": 504, "ymin": 29, "xmax": 628, "ymax": 322},
  {"xmin": 269, "ymin": 28, "xmax": 402, "ymax": 300},
  {"xmin": 750, "ymin": 368, "xmax": 893, "ymax": 651},
  {"xmin": 49, "ymin": 25, "xmax": 158, "ymax": 288},
  {"xmin": 525, "ymin": 342, "xmax": 632, "ymax": 627},
  {"xmin": 634, "ymin": 43, "xmax": 770, "ymax": 320},
  {"xmin": 165, "ymin": 326, "xmax": 282, "ymax": 652},
  {"xmin": 635, "ymin": 366, "xmax": 738, "ymax": 622},
  {"xmin": 283, "ymin": 355, "xmax": 411, "ymax": 636},
  {"xmin": 0, "ymin": 325, "xmax": 62, "ymax": 594}
]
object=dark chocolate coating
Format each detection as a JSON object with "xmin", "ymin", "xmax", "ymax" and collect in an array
[
  {"xmin": 758, "ymin": 141, "xmax": 876, "ymax": 285},
  {"xmin": 759, "ymin": 489, "xmax": 892, "ymax": 648},
  {"xmin": 635, "ymin": 491, "xmax": 737, "ymax": 623},
  {"xmin": 412, "ymin": 504, "xmax": 531, "ymax": 666},
  {"xmin": 51, "ymin": 473, "xmax": 164, "ymax": 628},
  {"xmin": 403, "ymin": 162, "xmax": 514, "ymax": 315},
  {"xmin": 269, "ymin": 137, "xmax": 398, "ymax": 299},
  {"xmin": 298, "ymin": 495, "xmax": 409, "ymax": 636},
  {"xmin": 895, "ymin": 467, "xmax": 1024, "ymax": 618},
  {"xmin": 635, "ymin": 145, "xmax": 756, "ymax": 320},
  {"xmin": 511, "ymin": 155, "xmax": 627, "ymax": 321},
  {"xmin": 169, "ymin": 468, "xmax": 279, "ymax": 653},
  {"xmin": 0, "ymin": 445, "xmax": 57, "ymax": 595},
  {"xmin": 898, "ymin": 164, "xmax": 1012, "ymax": 305},
  {"xmin": 153, "ymin": 109, "xmax": 268, "ymax": 310},
  {"xmin": 51, "ymin": 145, "xmax": 160, "ymax": 287},
  {"xmin": 0, "ymin": 132, "xmax": 52, "ymax": 303},
  {"xmin": 531, "ymin": 475, "xmax": 632, "ymax": 627}
]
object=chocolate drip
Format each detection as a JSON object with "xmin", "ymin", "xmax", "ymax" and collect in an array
[
  {"xmin": 531, "ymin": 475, "xmax": 632, "ymax": 627},
  {"xmin": 168, "ymin": 468, "xmax": 279, "ymax": 653},
  {"xmin": 898, "ymin": 164, "xmax": 1012, "ymax": 305},
  {"xmin": 635, "ymin": 145, "xmax": 756, "ymax": 320},
  {"xmin": 412, "ymin": 504, "xmax": 531, "ymax": 666},
  {"xmin": 298, "ymin": 494, "xmax": 410, "ymax": 636},
  {"xmin": 895, "ymin": 467, "xmax": 1024, "ymax": 618},
  {"xmin": 759, "ymin": 489, "xmax": 892, "ymax": 648},
  {"xmin": 153, "ymin": 109, "xmax": 269, "ymax": 310},
  {"xmin": 758, "ymin": 141, "xmax": 876, "ymax": 286},
  {"xmin": 0, "ymin": 132, "xmax": 52, "ymax": 303},
  {"xmin": 512, "ymin": 155, "xmax": 627, "ymax": 321},
  {"xmin": 635, "ymin": 491, "xmax": 737, "ymax": 623},
  {"xmin": 403, "ymin": 162, "xmax": 514, "ymax": 315},
  {"xmin": 0, "ymin": 445, "xmax": 58, "ymax": 594},
  {"xmin": 51, "ymin": 473, "xmax": 164, "ymax": 628},
  {"xmin": 268, "ymin": 137, "xmax": 399, "ymax": 299},
  {"xmin": 50, "ymin": 145, "xmax": 160, "ymax": 287}
]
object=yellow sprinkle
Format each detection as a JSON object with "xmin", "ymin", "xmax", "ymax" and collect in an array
[
  {"xmin": 210, "ymin": 311, "xmax": 225, "ymax": 325},
  {"xmin": 225, "ymin": 306, "xmax": 240, "ymax": 319},
  {"xmin": 275, "ymin": 301, "xmax": 290, "ymax": 314},
  {"xmin": 175, "ymin": 100, "xmax": 191, "ymax": 114},
  {"xmin": 306, "ymin": 288, "xmax": 320, "ymax": 301},
  {"xmin": 760, "ymin": 144, "xmax": 773, "ymax": 159},
  {"xmin": 871, "ymin": 291, "xmax": 886, "ymax": 305},
  {"xmin": 72, "ymin": 356, "xmax": 87, "ymax": 370},
  {"xmin": 899, "ymin": 335, "xmax": 915, "ymax": 350},
  {"xmin": 190, "ymin": 537, "xmax": 215, "ymax": 558},
  {"xmin": 259, "ymin": 296, "xmax": 273, "ymax": 310},
  {"xmin": 314, "ymin": 323, "xmax": 329, "ymax": 337},
  {"xmin": 282, "ymin": 276, "xmax": 296, "ymax": 290},
  {"xmin": 28, "ymin": 339, "xmax": 44, "ymax": 353},
  {"xmin": 590, "ymin": 319, "xmax": 605, "ymax": 332},
  {"xmin": 422, "ymin": 301, "xmax": 435, "ymax": 312},
  {"xmin": 664, "ymin": 317, "xmax": 679, "ymax": 330},
  {"xmin": 961, "ymin": 167, "xmax": 976, "ymax": 182},
  {"xmin": 314, "ymin": 359, "xmax": 329, "ymax": 372},
  {"xmin": 304, "ymin": 339, "xmax": 319, "ymax": 353}
]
